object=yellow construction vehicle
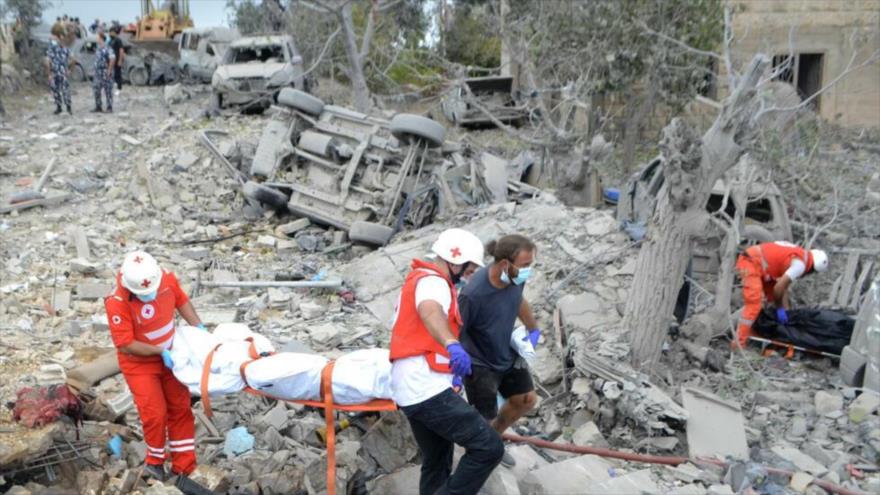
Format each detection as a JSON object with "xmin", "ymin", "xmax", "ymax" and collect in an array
[{"xmin": 131, "ymin": 0, "xmax": 193, "ymax": 42}]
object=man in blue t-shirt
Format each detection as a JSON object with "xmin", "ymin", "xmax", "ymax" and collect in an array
[{"xmin": 459, "ymin": 234, "xmax": 540, "ymax": 467}]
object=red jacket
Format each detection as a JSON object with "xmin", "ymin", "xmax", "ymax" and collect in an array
[
  {"xmin": 746, "ymin": 241, "xmax": 814, "ymax": 283},
  {"xmin": 389, "ymin": 260, "xmax": 461, "ymax": 373},
  {"xmin": 105, "ymin": 270, "xmax": 189, "ymax": 374}
]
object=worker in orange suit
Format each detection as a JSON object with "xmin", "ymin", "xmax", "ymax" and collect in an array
[
  {"xmin": 105, "ymin": 251, "xmax": 206, "ymax": 482},
  {"xmin": 734, "ymin": 241, "xmax": 829, "ymax": 347}
]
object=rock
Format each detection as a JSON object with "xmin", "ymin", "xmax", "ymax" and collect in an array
[
  {"xmin": 671, "ymin": 484, "xmax": 708, "ymax": 495},
  {"xmin": 801, "ymin": 443, "xmax": 835, "ymax": 467},
  {"xmin": 70, "ymin": 257, "xmax": 101, "ymax": 274},
  {"xmin": 530, "ymin": 347, "xmax": 562, "ymax": 385},
  {"xmin": 706, "ymin": 484, "xmax": 735, "ymax": 495},
  {"xmin": 755, "ymin": 391, "xmax": 810, "ymax": 406},
  {"xmin": 556, "ymin": 292, "xmax": 614, "ymax": 331},
  {"xmin": 848, "ymin": 391, "xmax": 880, "ymax": 423},
  {"xmin": 788, "ymin": 416, "xmax": 808, "ymax": 439},
  {"xmin": 189, "ymin": 465, "xmax": 232, "ymax": 493},
  {"xmin": 257, "ymin": 466, "xmax": 304, "ymax": 495},
  {"xmin": 308, "ymin": 323, "xmax": 345, "ymax": 347},
  {"xmin": 182, "ymin": 247, "xmax": 210, "ymax": 260},
  {"xmin": 258, "ymin": 403, "xmax": 290, "ymax": 431},
  {"xmin": 366, "ymin": 465, "xmax": 420, "ymax": 494},
  {"xmin": 571, "ymin": 421, "xmax": 607, "ymax": 447},
  {"xmin": 5, "ymin": 487, "xmax": 31, "ymax": 495},
  {"xmin": 814, "ymin": 391, "xmax": 844, "ymax": 417},
  {"xmin": 296, "ymin": 234, "xmax": 320, "ymax": 252},
  {"xmin": 223, "ymin": 426, "xmax": 255, "ymax": 457},
  {"xmin": 257, "ymin": 235, "xmax": 276, "ymax": 247},
  {"xmin": 76, "ymin": 470, "xmax": 108, "ymax": 495},
  {"xmin": 300, "ymin": 301, "xmax": 325, "ymax": 320},
  {"xmin": 35, "ymin": 364, "xmax": 66, "ymax": 386},
  {"xmin": 275, "ymin": 218, "xmax": 311, "ymax": 237},
  {"xmin": 665, "ymin": 463, "xmax": 704, "ymax": 483},
  {"xmin": 584, "ymin": 213, "xmax": 617, "ymax": 237},
  {"xmin": 570, "ymin": 377, "xmax": 591, "ymax": 397},
  {"xmin": 144, "ymin": 484, "xmax": 184, "ymax": 495},
  {"xmin": 360, "ymin": 411, "xmax": 418, "ymax": 473},
  {"xmin": 790, "ymin": 472, "xmax": 813, "ymax": 493},
  {"xmin": 521, "ymin": 455, "xmax": 613, "ymax": 494},
  {"xmin": 638, "ymin": 436, "xmax": 678, "ymax": 451}
]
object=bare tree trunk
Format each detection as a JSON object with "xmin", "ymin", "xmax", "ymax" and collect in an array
[
  {"xmin": 621, "ymin": 86, "xmax": 656, "ymax": 170},
  {"xmin": 339, "ymin": 3, "xmax": 371, "ymax": 112},
  {"xmin": 626, "ymin": 55, "xmax": 770, "ymax": 370}
]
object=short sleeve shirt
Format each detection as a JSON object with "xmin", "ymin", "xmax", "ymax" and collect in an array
[
  {"xmin": 458, "ymin": 267, "xmax": 524, "ymax": 372},
  {"xmin": 46, "ymin": 40, "xmax": 70, "ymax": 74}
]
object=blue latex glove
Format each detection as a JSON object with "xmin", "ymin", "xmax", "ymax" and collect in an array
[
  {"xmin": 776, "ymin": 307, "xmax": 789, "ymax": 326},
  {"xmin": 160, "ymin": 349, "xmax": 174, "ymax": 369},
  {"xmin": 196, "ymin": 323, "xmax": 207, "ymax": 331},
  {"xmin": 446, "ymin": 343, "xmax": 472, "ymax": 376},
  {"xmin": 452, "ymin": 375, "xmax": 463, "ymax": 393},
  {"xmin": 524, "ymin": 328, "xmax": 541, "ymax": 348},
  {"xmin": 107, "ymin": 434, "xmax": 123, "ymax": 457}
]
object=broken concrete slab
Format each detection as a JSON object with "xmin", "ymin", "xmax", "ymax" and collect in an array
[
  {"xmin": 35, "ymin": 364, "xmax": 66, "ymax": 386},
  {"xmin": 790, "ymin": 471, "xmax": 814, "ymax": 493},
  {"xmin": 682, "ymin": 387, "xmax": 749, "ymax": 460},
  {"xmin": 849, "ymin": 391, "xmax": 880, "ymax": 423},
  {"xmin": 51, "ymin": 289, "xmax": 70, "ymax": 313},
  {"xmin": 74, "ymin": 282, "xmax": 111, "ymax": 299},
  {"xmin": 483, "ymin": 466, "xmax": 521, "ymax": 495},
  {"xmin": 366, "ymin": 465, "xmax": 420, "ymax": 494},
  {"xmin": 814, "ymin": 390, "xmax": 844, "ymax": 417},
  {"xmin": 770, "ymin": 446, "xmax": 828, "ymax": 475},
  {"xmin": 520, "ymin": 454, "xmax": 613, "ymax": 495},
  {"xmin": 587, "ymin": 469, "xmax": 659, "ymax": 494},
  {"xmin": 505, "ymin": 444, "xmax": 549, "ymax": 483},
  {"xmin": 571, "ymin": 421, "xmax": 608, "ymax": 448},
  {"xmin": 189, "ymin": 464, "xmax": 232, "ymax": 493},
  {"xmin": 530, "ymin": 347, "xmax": 563, "ymax": 385},
  {"xmin": 258, "ymin": 403, "xmax": 290, "ymax": 431},
  {"xmin": 360, "ymin": 411, "xmax": 419, "ymax": 473}
]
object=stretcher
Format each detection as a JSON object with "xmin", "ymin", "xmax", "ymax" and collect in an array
[
  {"xmin": 199, "ymin": 339, "xmax": 396, "ymax": 495},
  {"xmin": 748, "ymin": 335, "xmax": 841, "ymax": 360}
]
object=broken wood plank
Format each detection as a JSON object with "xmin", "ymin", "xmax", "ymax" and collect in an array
[
  {"xmin": 194, "ymin": 410, "xmax": 220, "ymax": 437},
  {"xmin": 836, "ymin": 253, "xmax": 860, "ymax": 307},
  {"xmin": 0, "ymin": 192, "xmax": 72, "ymax": 214},
  {"xmin": 825, "ymin": 274, "xmax": 842, "ymax": 307},
  {"xmin": 849, "ymin": 260, "xmax": 874, "ymax": 310}
]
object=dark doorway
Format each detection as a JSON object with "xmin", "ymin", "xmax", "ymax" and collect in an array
[{"xmin": 772, "ymin": 53, "xmax": 824, "ymax": 111}]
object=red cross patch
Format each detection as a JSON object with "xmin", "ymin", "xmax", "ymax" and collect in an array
[
  {"xmin": 141, "ymin": 304, "xmax": 155, "ymax": 319},
  {"xmin": 141, "ymin": 278, "xmax": 151, "ymax": 288},
  {"xmin": 450, "ymin": 247, "xmax": 461, "ymax": 258}
]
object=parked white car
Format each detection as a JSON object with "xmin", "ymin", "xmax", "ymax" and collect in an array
[
  {"xmin": 211, "ymin": 34, "xmax": 306, "ymax": 111},
  {"xmin": 178, "ymin": 27, "xmax": 239, "ymax": 83}
]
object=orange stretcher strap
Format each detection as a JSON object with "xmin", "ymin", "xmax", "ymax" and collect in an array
[{"xmin": 199, "ymin": 343, "xmax": 396, "ymax": 495}]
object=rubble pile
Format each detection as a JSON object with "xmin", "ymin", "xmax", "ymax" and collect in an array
[{"xmin": 1, "ymin": 83, "xmax": 878, "ymax": 495}]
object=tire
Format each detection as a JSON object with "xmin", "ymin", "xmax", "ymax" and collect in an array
[
  {"xmin": 71, "ymin": 63, "xmax": 87, "ymax": 82},
  {"xmin": 277, "ymin": 88, "xmax": 324, "ymax": 115},
  {"xmin": 129, "ymin": 66, "xmax": 148, "ymax": 86},
  {"xmin": 390, "ymin": 114, "xmax": 445, "ymax": 148},
  {"xmin": 348, "ymin": 221, "xmax": 394, "ymax": 246},
  {"xmin": 242, "ymin": 181, "xmax": 288, "ymax": 211}
]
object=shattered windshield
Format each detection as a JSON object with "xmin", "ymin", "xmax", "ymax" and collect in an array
[{"xmin": 226, "ymin": 44, "xmax": 285, "ymax": 64}]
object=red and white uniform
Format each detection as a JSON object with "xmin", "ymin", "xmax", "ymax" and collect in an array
[
  {"xmin": 735, "ymin": 241, "xmax": 815, "ymax": 346},
  {"xmin": 105, "ymin": 269, "xmax": 196, "ymax": 475}
]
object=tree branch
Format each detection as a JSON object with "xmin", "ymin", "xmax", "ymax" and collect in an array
[{"xmin": 300, "ymin": 26, "xmax": 341, "ymax": 79}]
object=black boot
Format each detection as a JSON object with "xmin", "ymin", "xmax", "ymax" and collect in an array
[
  {"xmin": 91, "ymin": 105, "xmax": 103, "ymax": 113},
  {"xmin": 105, "ymin": 106, "xmax": 113, "ymax": 113},
  {"xmin": 53, "ymin": 105, "xmax": 62, "ymax": 115},
  {"xmin": 142, "ymin": 464, "xmax": 167, "ymax": 482},
  {"xmin": 66, "ymin": 105, "xmax": 72, "ymax": 115}
]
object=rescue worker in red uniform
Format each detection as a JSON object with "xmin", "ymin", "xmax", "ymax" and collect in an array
[
  {"xmin": 105, "ymin": 251, "xmax": 205, "ymax": 481},
  {"xmin": 734, "ymin": 241, "xmax": 829, "ymax": 347},
  {"xmin": 389, "ymin": 228, "xmax": 504, "ymax": 495}
]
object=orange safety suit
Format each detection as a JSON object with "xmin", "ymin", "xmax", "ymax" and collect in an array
[
  {"xmin": 105, "ymin": 270, "xmax": 196, "ymax": 475},
  {"xmin": 389, "ymin": 259, "xmax": 461, "ymax": 373},
  {"xmin": 734, "ymin": 242, "xmax": 814, "ymax": 347}
]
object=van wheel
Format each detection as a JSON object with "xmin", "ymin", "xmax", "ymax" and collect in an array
[
  {"xmin": 71, "ymin": 63, "xmax": 87, "ymax": 82},
  {"xmin": 277, "ymin": 88, "xmax": 324, "ymax": 115},
  {"xmin": 129, "ymin": 66, "xmax": 149, "ymax": 86},
  {"xmin": 390, "ymin": 114, "xmax": 446, "ymax": 148},
  {"xmin": 349, "ymin": 221, "xmax": 394, "ymax": 247}
]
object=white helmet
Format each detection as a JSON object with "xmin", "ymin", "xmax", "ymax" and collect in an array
[
  {"xmin": 121, "ymin": 251, "xmax": 162, "ymax": 295},
  {"xmin": 431, "ymin": 228, "xmax": 485, "ymax": 268},
  {"xmin": 810, "ymin": 249, "xmax": 829, "ymax": 273}
]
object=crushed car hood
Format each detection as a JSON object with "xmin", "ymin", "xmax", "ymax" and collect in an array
[{"xmin": 216, "ymin": 63, "xmax": 287, "ymax": 80}]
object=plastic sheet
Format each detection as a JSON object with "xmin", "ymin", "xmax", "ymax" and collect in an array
[{"xmin": 753, "ymin": 308, "xmax": 855, "ymax": 355}]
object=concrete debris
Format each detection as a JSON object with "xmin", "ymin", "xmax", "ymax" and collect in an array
[
  {"xmin": 682, "ymin": 387, "xmax": 749, "ymax": 460},
  {"xmin": 1, "ymin": 76, "xmax": 878, "ymax": 495}
]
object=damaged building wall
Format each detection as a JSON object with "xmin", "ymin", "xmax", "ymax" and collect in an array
[{"xmin": 729, "ymin": 0, "xmax": 880, "ymax": 128}]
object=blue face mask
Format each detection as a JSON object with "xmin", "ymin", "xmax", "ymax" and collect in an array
[
  {"xmin": 500, "ymin": 264, "xmax": 533, "ymax": 286},
  {"xmin": 136, "ymin": 291, "xmax": 157, "ymax": 302}
]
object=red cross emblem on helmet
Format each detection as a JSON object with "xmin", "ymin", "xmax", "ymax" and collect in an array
[
  {"xmin": 450, "ymin": 247, "xmax": 461, "ymax": 258},
  {"xmin": 141, "ymin": 278, "xmax": 152, "ymax": 288},
  {"xmin": 133, "ymin": 256, "xmax": 143, "ymax": 263}
]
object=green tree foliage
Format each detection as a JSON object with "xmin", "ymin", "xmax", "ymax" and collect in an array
[
  {"xmin": 444, "ymin": 2, "xmax": 500, "ymax": 69},
  {"xmin": 226, "ymin": 0, "xmax": 278, "ymax": 35}
]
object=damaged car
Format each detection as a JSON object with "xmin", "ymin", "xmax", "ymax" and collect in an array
[
  {"xmin": 71, "ymin": 36, "xmax": 179, "ymax": 85},
  {"xmin": 201, "ymin": 89, "xmax": 538, "ymax": 246},
  {"xmin": 178, "ymin": 26, "xmax": 239, "ymax": 83},
  {"xmin": 211, "ymin": 34, "xmax": 306, "ymax": 111},
  {"xmin": 441, "ymin": 76, "xmax": 531, "ymax": 128},
  {"xmin": 617, "ymin": 155, "xmax": 793, "ymax": 276}
]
